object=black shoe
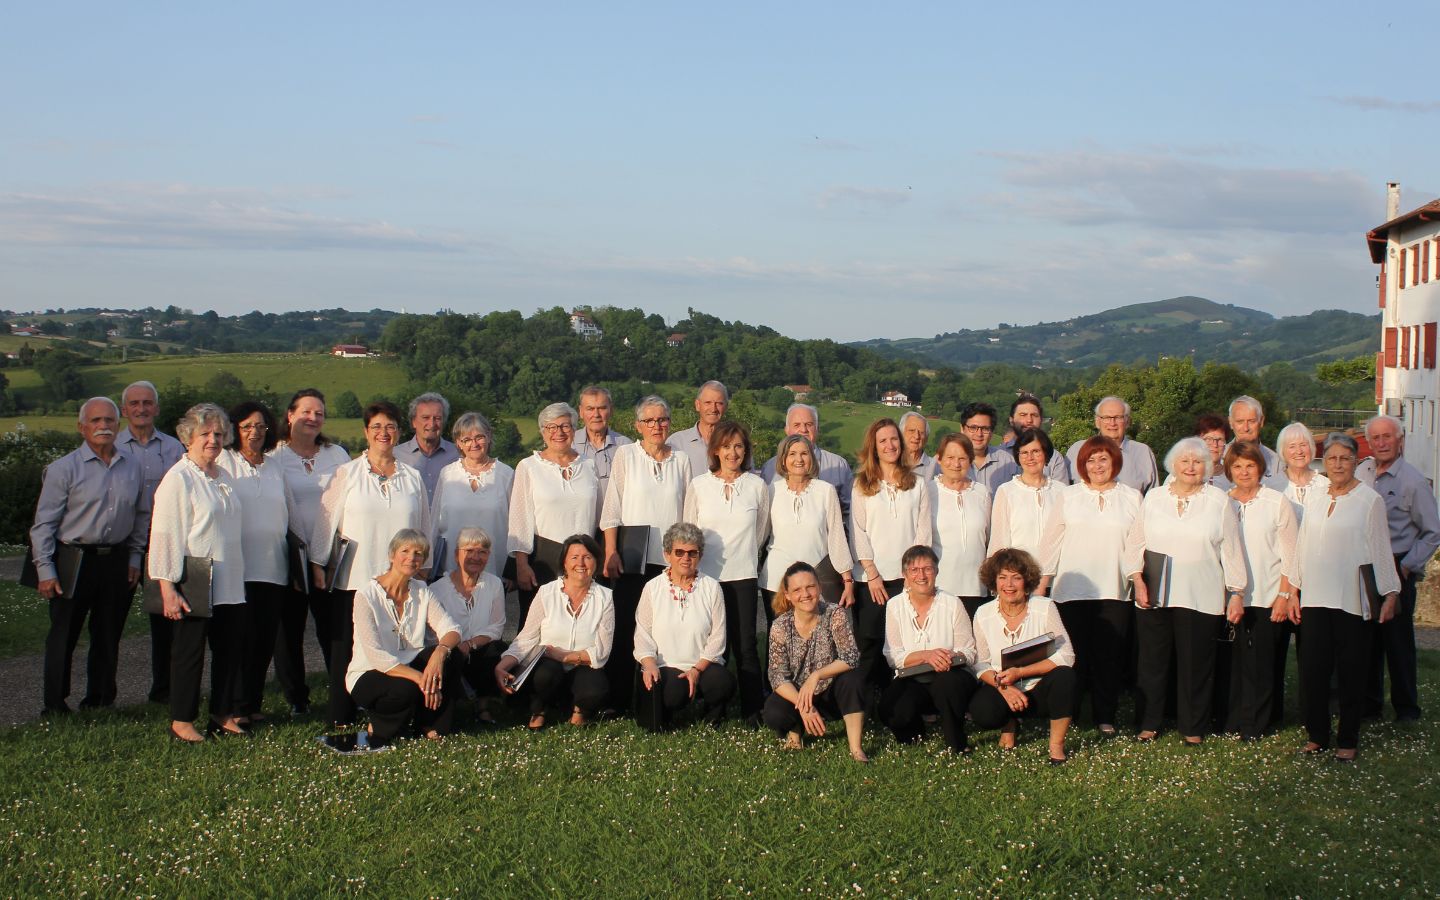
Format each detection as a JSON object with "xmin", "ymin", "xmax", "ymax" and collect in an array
[{"xmin": 78, "ymin": 698, "xmax": 111, "ymax": 710}]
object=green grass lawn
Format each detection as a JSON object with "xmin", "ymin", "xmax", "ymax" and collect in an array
[
  {"xmin": 0, "ymin": 580, "xmax": 148, "ymax": 660},
  {"xmin": 1, "ymin": 653, "xmax": 1436, "ymax": 896}
]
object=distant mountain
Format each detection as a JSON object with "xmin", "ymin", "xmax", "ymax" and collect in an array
[{"xmin": 853, "ymin": 296, "xmax": 1379, "ymax": 371}]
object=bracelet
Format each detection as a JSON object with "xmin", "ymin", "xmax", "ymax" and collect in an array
[{"xmin": 1276, "ymin": 591, "xmax": 1292, "ymax": 600}]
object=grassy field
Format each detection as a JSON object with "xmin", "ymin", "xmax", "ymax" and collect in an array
[
  {"xmin": 4, "ymin": 353, "xmax": 410, "ymax": 407},
  {"xmin": 0, "ymin": 656, "xmax": 1436, "ymax": 896},
  {"xmin": 0, "ymin": 581, "xmax": 148, "ymax": 660}
]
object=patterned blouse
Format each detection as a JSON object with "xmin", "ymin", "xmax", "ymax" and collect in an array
[{"xmin": 767, "ymin": 602, "xmax": 860, "ymax": 696}]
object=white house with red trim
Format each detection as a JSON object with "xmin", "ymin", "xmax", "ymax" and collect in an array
[
  {"xmin": 1370, "ymin": 182, "xmax": 1440, "ymax": 487},
  {"xmin": 332, "ymin": 343, "xmax": 368, "ymax": 358},
  {"xmin": 570, "ymin": 310, "xmax": 603, "ymax": 340},
  {"xmin": 880, "ymin": 390, "xmax": 911, "ymax": 408}
]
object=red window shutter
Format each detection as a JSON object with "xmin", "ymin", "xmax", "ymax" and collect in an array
[
  {"xmin": 1385, "ymin": 327, "xmax": 1399, "ymax": 367},
  {"xmin": 1425, "ymin": 323, "xmax": 1437, "ymax": 369},
  {"xmin": 1379, "ymin": 261, "xmax": 1388, "ymax": 307},
  {"xmin": 1400, "ymin": 327, "xmax": 1411, "ymax": 369},
  {"xmin": 1414, "ymin": 245, "xmax": 1421, "ymax": 285},
  {"xmin": 1376, "ymin": 352, "xmax": 1384, "ymax": 405},
  {"xmin": 1401, "ymin": 248, "xmax": 1409, "ymax": 288},
  {"xmin": 1425, "ymin": 243, "xmax": 1431, "ymax": 283}
]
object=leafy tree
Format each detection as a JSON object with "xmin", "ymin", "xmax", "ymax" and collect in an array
[
  {"xmin": 1315, "ymin": 355, "xmax": 1376, "ymax": 386},
  {"xmin": 334, "ymin": 391, "xmax": 363, "ymax": 419},
  {"xmin": 33, "ymin": 349, "xmax": 88, "ymax": 404}
]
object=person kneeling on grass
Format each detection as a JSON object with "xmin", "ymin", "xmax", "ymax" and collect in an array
[
  {"xmin": 495, "ymin": 534, "xmax": 614, "ymax": 729},
  {"xmin": 634, "ymin": 522, "xmax": 736, "ymax": 731},
  {"xmin": 762, "ymin": 561, "xmax": 868, "ymax": 761},
  {"xmin": 346, "ymin": 529, "xmax": 463, "ymax": 747},
  {"xmin": 969, "ymin": 547, "xmax": 1077, "ymax": 765}
]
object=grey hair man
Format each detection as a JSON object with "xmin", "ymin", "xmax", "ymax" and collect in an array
[
  {"xmin": 1064, "ymin": 396, "xmax": 1159, "ymax": 494},
  {"xmin": 30, "ymin": 397, "xmax": 152, "ymax": 714},
  {"xmin": 398, "ymin": 392, "xmax": 459, "ymax": 500},
  {"xmin": 572, "ymin": 385, "xmax": 632, "ymax": 505},
  {"xmin": 1361, "ymin": 414, "xmax": 1440, "ymax": 722},
  {"xmin": 760, "ymin": 403, "xmax": 854, "ymax": 522},
  {"xmin": 667, "ymin": 380, "xmax": 729, "ymax": 476},
  {"xmin": 1219, "ymin": 395, "xmax": 1287, "ymax": 491}
]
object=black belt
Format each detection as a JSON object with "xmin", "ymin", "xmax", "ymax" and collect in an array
[{"xmin": 63, "ymin": 543, "xmax": 127, "ymax": 556}]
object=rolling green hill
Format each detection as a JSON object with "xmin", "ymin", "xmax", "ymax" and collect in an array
[{"xmin": 855, "ymin": 296, "xmax": 1380, "ymax": 371}]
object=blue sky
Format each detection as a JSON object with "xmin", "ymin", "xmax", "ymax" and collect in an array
[{"xmin": 2, "ymin": 2, "xmax": 1436, "ymax": 340}]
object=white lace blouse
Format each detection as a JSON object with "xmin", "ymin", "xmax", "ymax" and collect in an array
[
  {"xmin": 600, "ymin": 443, "xmax": 692, "ymax": 565},
  {"xmin": 851, "ymin": 477, "xmax": 933, "ymax": 582},
  {"xmin": 759, "ymin": 478, "xmax": 852, "ymax": 592},
  {"xmin": 431, "ymin": 458, "xmax": 514, "ymax": 578},
  {"xmin": 508, "ymin": 452, "xmax": 599, "ymax": 556},
  {"xmin": 218, "ymin": 449, "xmax": 295, "ymax": 586},
  {"xmin": 311, "ymin": 456, "xmax": 432, "ymax": 592},
  {"xmin": 148, "ymin": 457, "xmax": 246, "ymax": 606},
  {"xmin": 930, "ymin": 479, "xmax": 990, "ymax": 597},
  {"xmin": 683, "ymin": 471, "xmax": 770, "ymax": 582}
]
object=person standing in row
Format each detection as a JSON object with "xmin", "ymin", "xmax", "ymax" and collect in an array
[
  {"xmin": 961, "ymin": 403, "xmax": 1018, "ymax": 494},
  {"xmin": 667, "ymin": 381, "xmax": 728, "ymax": 478},
  {"xmin": 571, "ymin": 385, "xmax": 631, "ymax": 516},
  {"xmin": 311, "ymin": 400, "xmax": 431, "ymax": 729},
  {"xmin": 1002, "ymin": 394, "xmax": 1070, "ymax": 484},
  {"xmin": 1066, "ymin": 396, "xmax": 1158, "ymax": 495},
  {"xmin": 759, "ymin": 403, "xmax": 853, "ymax": 523},
  {"xmin": 988, "ymin": 428, "xmax": 1059, "ymax": 563},
  {"xmin": 1361, "ymin": 415, "xmax": 1439, "ymax": 723},
  {"xmin": 851, "ymin": 418, "xmax": 932, "ymax": 690},
  {"xmin": 270, "ymin": 389, "xmax": 351, "ymax": 716},
  {"xmin": 1218, "ymin": 396, "xmax": 1287, "ymax": 492},
  {"xmin": 759, "ymin": 435, "xmax": 854, "ymax": 611},
  {"xmin": 683, "ymin": 421, "xmax": 769, "ymax": 723},
  {"xmin": 900, "ymin": 411, "xmax": 938, "ymax": 480},
  {"xmin": 116, "ymin": 380, "xmax": 184, "ymax": 705},
  {"xmin": 928, "ymin": 433, "xmax": 991, "ymax": 620},
  {"xmin": 31, "ymin": 397, "xmax": 151, "ymax": 715},
  {"xmin": 397, "ymin": 392, "xmax": 459, "ymax": 501},
  {"xmin": 430, "ymin": 412, "xmax": 513, "ymax": 581}
]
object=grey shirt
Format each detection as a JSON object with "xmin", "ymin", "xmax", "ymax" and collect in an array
[
  {"xmin": 115, "ymin": 427, "xmax": 183, "ymax": 504},
  {"xmin": 396, "ymin": 437, "xmax": 459, "ymax": 501},
  {"xmin": 1066, "ymin": 436, "xmax": 1159, "ymax": 495},
  {"xmin": 572, "ymin": 428, "xmax": 633, "ymax": 508},
  {"xmin": 760, "ymin": 446, "xmax": 855, "ymax": 523},
  {"xmin": 970, "ymin": 446, "xmax": 1019, "ymax": 494},
  {"xmin": 30, "ymin": 444, "xmax": 152, "ymax": 581},
  {"xmin": 666, "ymin": 425, "xmax": 713, "ymax": 479},
  {"xmin": 1372, "ymin": 457, "xmax": 1440, "ymax": 576}
]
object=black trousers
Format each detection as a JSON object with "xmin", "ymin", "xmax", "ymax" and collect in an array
[
  {"xmin": 456, "ymin": 640, "xmax": 508, "ymax": 697},
  {"xmin": 959, "ymin": 595, "xmax": 990, "ymax": 621},
  {"xmin": 148, "ymin": 611, "xmax": 173, "ymax": 703},
  {"xmin": 1368, "ymin": 555, "xmax": 1421, "ymax": 720},
  {"xmin": 526, "ymin": 658, "xmax": 609, "ymax": 717},
  {"xmin": 720, "ymin": 579, "xmax": 764, "ymax": 717},
  {"xmin": 1225, "ymin": 607, "xmax": 1288, "ymax": 738},
  {"xmin": 170, "ymin": 603, "xmax": 244, "ymax": 724},
  {"xmin": 879, "ymin": 667, "xmax": 977, "ymax": 752},
  {"xmin": 350, "ymin": 646, "xmax": 461, "ymax": 746},
  {"xmin": 236, "ymin": 580, "xmax": 285, "ymax": 717},
  {"xmin": 969, "ymin": 666, "xmax": 1078, "ymax": 728},
  {"xmin": 1057, "ymin": 599, "xmax": 1133, "ymax": 726},
  {"xmin": 274, "ymin": 584, "xmax": 332, "ymax": 709},
  {"xmin": 42, "ymin": 549, "xmax": 130, "ymax": 710},
  {"xmin": 854, "ymin": 578, "xmax": 904, "ymax": 692},
  {"xmin": 326, "ymin": 589, "xmax": 357, "ymax": 726},
  {"xmin": 635, "ymin": 665, "xmax": 737, "ymax": 731},
  {"xmin": 1301, "ymin": 608, "xmax": 1372, "ymax": 750},
  {"xmin": 1136, "ymin": 606, "xmax": 1221, "ymax": 737},
  {"xmin": 605, "ymin": 565, "xmax": 665, "ymax": 711},
  {"xmin": 762, "ymin": 669, "xmax": 866, "ymax": 737}
]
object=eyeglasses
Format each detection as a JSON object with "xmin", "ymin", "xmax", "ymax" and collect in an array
[
  {"xmin": 456, "ymin": 435, "xmax": 489, "ymax": 446},
  {"xmin": 637, "ymin": 417, "xmax": 672, "ymax": 428},
  {"xmin": 1201, "ymin": 436, "xmax": 1226, "ymax": 446},
  {"xmin": 1326, "ymin": 455, "xmax": 1356, "ymax": 463},
  {"xmin": 669, "ymin": 548, "xmax": 700, "ymax": 558},
  {"xmin": 1097, "ymin": 415, "xmax": 1127, "ymax": 424},
  {"xmin": 367, "ymin": 423, "xmax": 399, "ymax": 433},
  {"xmin": 238, "ymin": 423, "xmax": 268, "ymax": 432},
  {"xmin": 541, "ymin": 423, "xmax": 574, "ymax": 434},
  {"xmin": 962, "ymin": 424, "xmax": 993, "ymax": 434},
  {"xmin": 906, "ymin": 564, "xmax": 937, "ymax": 575}
]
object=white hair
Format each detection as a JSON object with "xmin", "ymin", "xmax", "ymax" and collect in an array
[
  {"xmin": 785, "ymin": 403, "xmax": 819, "ymax": 426},
  {"xmin": 1228, "ymin": 395, "xmax": 1264, "ymax": 421},
  {"xmin": 1094, "ymin": 396, "xmax": 1131, "ymax": 417},
  {"xmin": 1274, "ymin": 422, "xmax": 1315, "ymax": 466},
  {"xmin": 78, "ymin": 396, "xmax": 120, "ymax": 422},
  {"xmin": 697, "ymin": 380, "xmax": 729, "ymax": 402},
  {"xmin": 1365, "ymin": 414, "xmax": 1403, "ymax": 439},
  {"xmin": 1163, "ymin": 436, "xmax": 1214, "ymax": 480},
  {"xmin": 409, "ymin": 392, "xmax": 450, "ymax": 422},
  {"xmin": 898, "ymin": 410, "xmax": 929, "ymax": 435},
  {"xmin": 122, "ymin": 380, "xmax": 159, "ymax": 405},
  {"xmin": 537, "ymin": 402, "xmax": 577, "ymax": 429},
  {"xmin": 455, "ymin": 526, "xmax": 492, "ymax": 550}
]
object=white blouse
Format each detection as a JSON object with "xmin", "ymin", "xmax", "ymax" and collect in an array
[
  {"xmin": 147, "ymin": 457, "xmax": 246, "ymax": 607},
  {"xmin": 971, "ymin": 596, "xmax": 1075, "ymax": 691},
  {"xmin": 1137, "ymin": 484, "xmax": 1247, "ymax": 615},
  {"xmin": 345, "ymin": 578, "xmax": 462, "ymax": 692},
  {"xmin": 503, "ymin": 579, "xmax": 615, "ymax": 669},
  {"xmin": 218, "ymin": 449, "xmax": 294, "ymax": 586},
  {"xmin": 311, "ymin": 457, "xmax": 432, "ymax": 592},
  {"xmin": 600, "ymin": 443, "xmax": 692, "ymax": 566},
  {"xmin": 1231, "ymin": 487, "xmax": 1298, "ymax": 609},
  {"xmin": 508, "ymin": 452, "xmax": 599, "ymax": 555},
  {"xmin": 431, "ymin": 458, "xmax": 515, "ymax": 578},
  {"xmin": 269, "ymin": 442, "xmax": 351, "ymax": 545},
  {"xmin": 988, "ymin": 475, "xmax": 1057, "ymax": 560},
  {"xmin": 429, "ymin": 571, "xmax": 506, "ymax": 643},
  {"xmin": 760, "ymin": 478, "xmax": 853, "ymax": 592},
  {"xmin": 633, "ymin": 571, "xmax": 727, "ymax": 671},
  {"xmin": 1281, "ymin": 472, "xmax": 1329, "ymax": 525},
  {"xmin": 851, "ymin": 478, "xmax": 934, "ymax": 582},
  {"xmin": 1293, "ymin": 483, "xmax": 1401, "ymax": 620},
  {"xmin": 930, "ymin": 479, "xmax": 991, "ymax": 597},
  {"xmin": 683, "ymin": 472, "xmax": 770, "ymax": 582},
  {"xmin": 1040, "ymin": 482, "xmax": 1143, "ymax": 603},
  {"xmin": 881, "ymin": 589, "xmax": 977, "ymax": 670}
]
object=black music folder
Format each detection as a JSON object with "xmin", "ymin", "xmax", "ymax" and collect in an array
[
  {"xmin": 616, "ymin": 525, "xmax": 651, "ymax": 573},
  {"xmin": 894, "ymin": 653, "xmax": 967, "ymax": 680},
  {"xmin": 142, "ymin": 556, "xmax": 214, "ymax": 618},
  {"xmin": 19, "ymin": 544, "xmax": 85, "ymax": 599},
  {"xmin": 325, "ymin": 533, "xmax": 356, "ymax": 590},
  {"xmin": 1141, "ymin": 549, "xmax": 1171, "ymax": 608},
  {"xmin": 286, "ymin": 530, "xmax": 311, "ymax": 595},
  {"xmin": 1000, "ymin": 632, "xmax": 1055, "ymax": 670}
]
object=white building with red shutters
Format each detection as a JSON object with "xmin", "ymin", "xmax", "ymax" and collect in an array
[{"xmin": 1370, "ymin": 182, "xmax": 1440, "ymax": 486}]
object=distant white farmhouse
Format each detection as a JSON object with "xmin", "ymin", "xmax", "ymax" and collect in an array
[
  {"xmin": 1370, "ymin": 182, "xmax": 1440, "ymax": 488},
  {"xmin": 880, "ymin": 390, "xmax": 911, "ymax": 408},
  {"xmin": 332, "ymin": 343, "xmax": 368, "ymax": 358},
  {"xmin": 570, "ymin": 310, "xmax": 603, "ymax": 340}
]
